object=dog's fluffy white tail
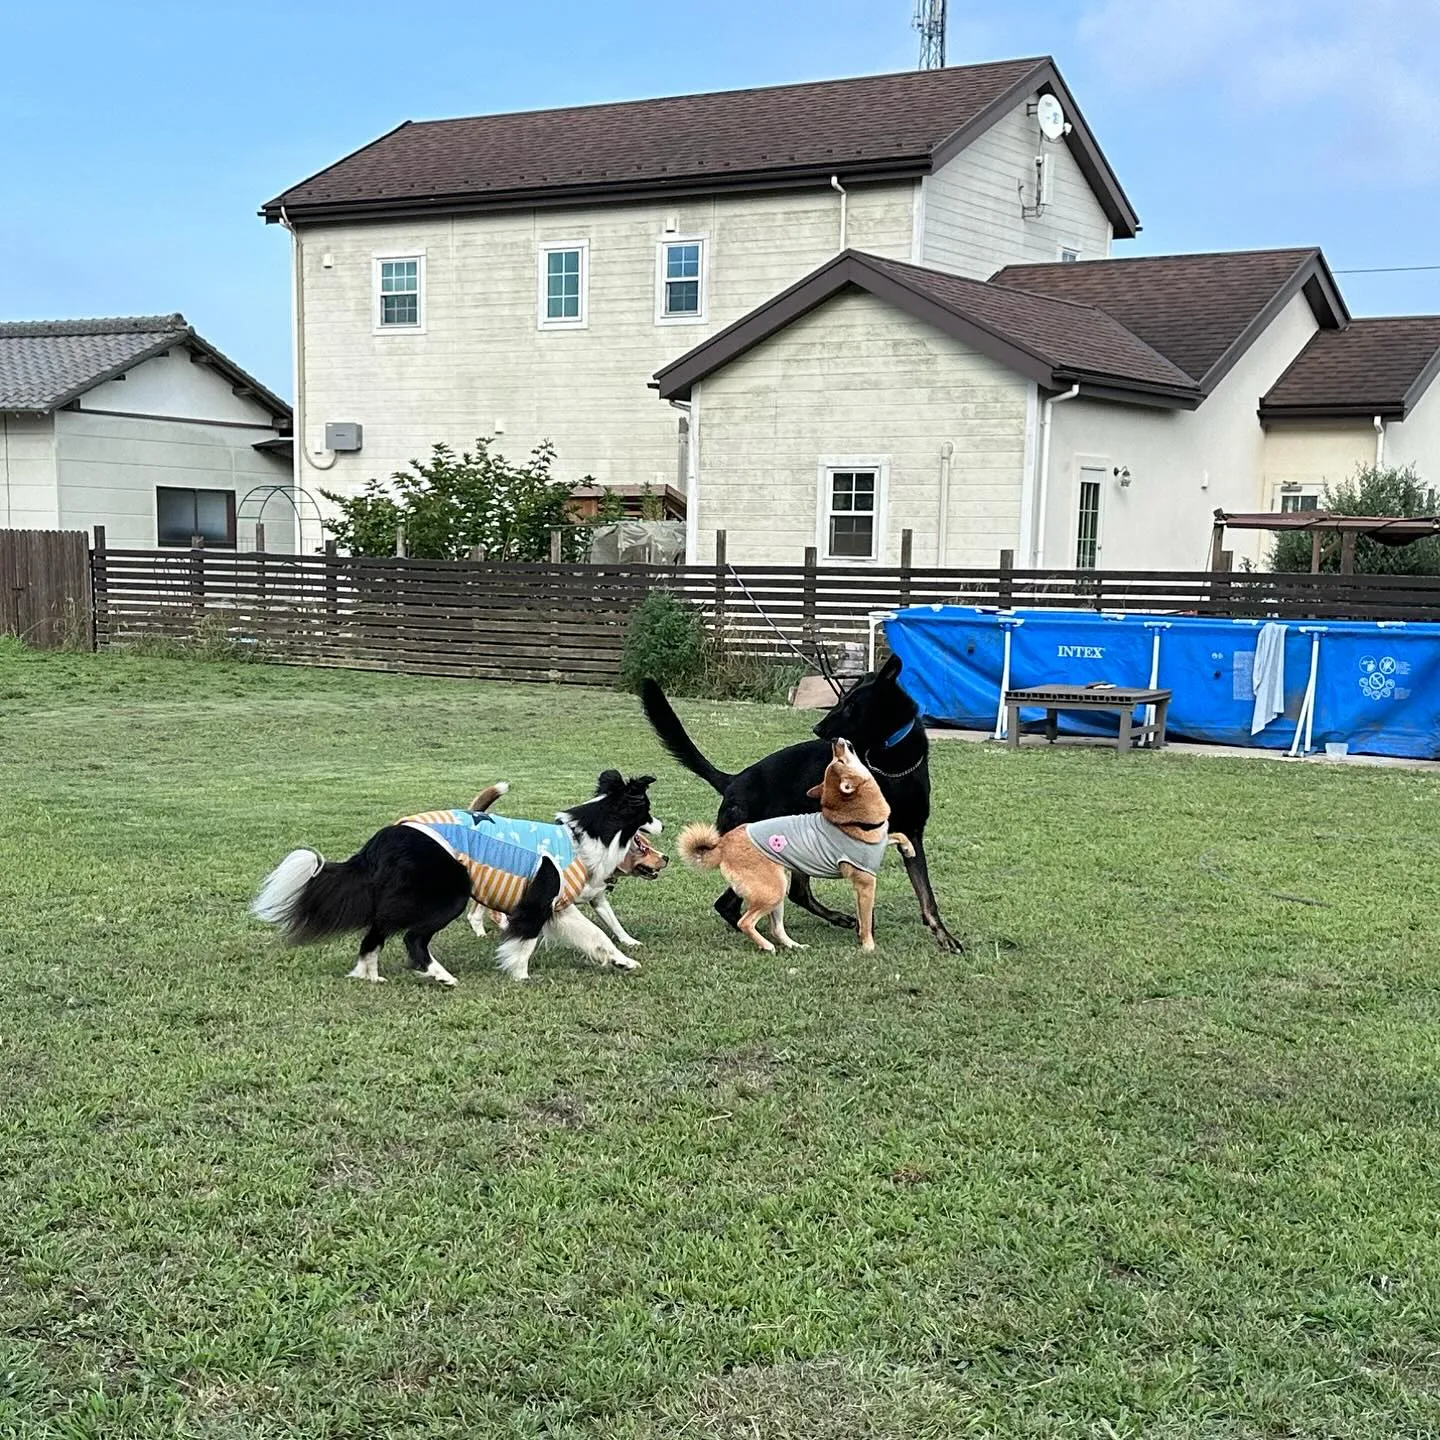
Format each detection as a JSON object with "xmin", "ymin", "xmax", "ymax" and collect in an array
[{"xmin": 251, "ymin": 848, "xmax": 323, "ymax": 924}]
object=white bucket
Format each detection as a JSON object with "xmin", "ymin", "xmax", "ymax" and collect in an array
[{"xmin": 1324, "ymin": 742, "xmax": 1349, "ymax": 759}]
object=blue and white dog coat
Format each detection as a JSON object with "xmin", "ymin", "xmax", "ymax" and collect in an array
[{"xmin": 399, "ymin": 809, "xmax": 589, "ymax": 912}]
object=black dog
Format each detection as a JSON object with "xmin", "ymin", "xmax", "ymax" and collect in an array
[{"xmin": 640, "ymin": 657, "xmax": 960, "ymax": 951}]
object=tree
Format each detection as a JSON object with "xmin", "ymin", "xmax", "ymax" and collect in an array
[
  {"xmin": 1269, "ymin": 464, "xmax": 1440, "ymax": 575},
  {"xmin": 322, "ymin": 437, "xmax": 600, "ymax": 560}
]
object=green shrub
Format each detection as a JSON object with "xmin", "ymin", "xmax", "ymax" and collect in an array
[
  {"xmin": 1270, "ymin": 464, "xmax": 1440, "ymax": 574},
  {"xmin": 620, "ymin": 590, "xmax": 802, "ymax": 704}
]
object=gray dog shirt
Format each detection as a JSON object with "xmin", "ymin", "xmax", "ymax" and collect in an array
[{"xmin": 744, "ymin": 813, "xmax": 888, "ymax": 878}]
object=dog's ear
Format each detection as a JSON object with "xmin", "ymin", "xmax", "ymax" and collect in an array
[
  {"xmin": 805, "ymin": 783, "xmax": 823, "ymax": 799},
  {"xmin": 878, "ymin": 654, "xmax": 903, "ymax": 683},
  {"xmin": 629, "ymin": 774, "xmax": 656, "ymax": 792},
  {"xmin": 596, "ymin": 769, "xmax": 624, "ymax": 794}
]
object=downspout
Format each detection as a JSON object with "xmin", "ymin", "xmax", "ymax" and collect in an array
[
  {"xmin": 669, "ymin": 395, "xmax": 698, "ymax": 561},
  {"xmin": 1033, "ymin": 384, "xmax": 1080, "ymax": 566},
  {"xmin": 1374, "ymin": 414, "xmax": 1386, "ymax": 468},
  {"xmin": 1, "ymin": 413, "xmax": 10, "ymax": 527},
  {"xmin": 830, "ymin": 175, "xmax": 848, "ymax": 251},
  {"xmin": 936, "ymin": 441, "xmax": 954, "ymax": 563}
]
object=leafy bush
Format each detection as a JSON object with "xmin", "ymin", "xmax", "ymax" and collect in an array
[
  {"xmin": 322, "ymin": 437, "xmax": 596, "ymax": 561},
  {"xmin": 1270, "ymin": 464, "xmax": 1440, "ymax": 574},
  {"xmin": 619, "ymin": 590, "xmax": 802, "ymax": 704}
]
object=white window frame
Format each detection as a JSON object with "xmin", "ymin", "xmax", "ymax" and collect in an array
[
  {"xmin": 816, "ymin": 459, "xmax": 888, "ymax": 565},
  {"xmin": 1074, "ymin": 458, "xmax": 1109, "ymax": 570},
  {"xmin": 372, "ymin": 251, "xmax": 426, "ymax": 334},
  {"xmin": 537, "ymin": 239, "xmax": 589, "ymax": 330},
  {"xmin": 1273, "ymin": 482, "xmax": 1324, "ymax": 513},
  {"xmin": 1058, "ymin": 244, "xmax": 1081, "ymax": 262},
  {"xmin": 655, "ymin": 236, "xmax": 708, "ymax": 325}
]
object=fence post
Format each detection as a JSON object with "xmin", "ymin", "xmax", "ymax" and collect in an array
[
  {"xmin": 803, "ymin": 544, "xmax": 818, "ymax": 655},
  {"xmin": 899, "ymin": 528, "xmax": 913, "ymax": 609},
  {"xmin": 1310, "ymin": 532, "xmax": 1322, "ymax": 574},
  {"xmin": 395, "ymin": 523, "xmax": 407, "ymax": 558},
  {"xmin": 998, "ymin": 548, "xmax": 1014, "ymax": 609},
  {"xmin": 254, "ymin": 522, "xmax": 267, "ymax": 621},
  {"xmin": 549, "ymin": 527, "xmax": 564, "ymax": 563},
  {"xmin": 1339, "ymin": 530, "xmax": 1357, "ymax": 576},
  {"xmin": 91, "ymin": 525, "xmax": 106, "ymax": 651},
  {"xmin": 713, "ymin": 529, "xmax": 727, "ymax": 637},
  {"xmin": 324, "ymin": 538, "xmax": 338, "ymax": 646},
  {"xmin": 189, "ymin": 533, "xmax": 205, "ymax": 627}
]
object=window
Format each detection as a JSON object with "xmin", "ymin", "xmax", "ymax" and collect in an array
[
  {"xmin": 657, "ymin": 238, "xmax": 705, "ymax": 321},
  {"xmin": 822, "ymin": 467, "xmax": 880, "ymax": 560},
  {"xmin": 375, "ymin": 255, "xmax": 422, "ymax": 329},
  {"xmin": 157, "ymin": 487, "xmax": 236, "ymax": 548},
  {"xmin": 538, "ymin": 242, "xmax": 588, "ymax": 327},
  {"xmin": 1059, "ymin": 246, "xmax": 1080, "ymax": 263},
  {"xmin": 1075, "ymin": 471, "xmax": 1103, "ymax": 569},
  {"xmin": 1280, "ymin": 492, "xmax": 1320, "ymax": 513}
]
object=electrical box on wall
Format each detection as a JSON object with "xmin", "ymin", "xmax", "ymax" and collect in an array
[{"xmin": 324, "ymin": 422, "xmax": 363, "ymax": 452}]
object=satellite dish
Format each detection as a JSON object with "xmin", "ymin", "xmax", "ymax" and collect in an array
[{"xmin": 1036, "ymin": 94, "xmax": 1066, "ymax": 141}]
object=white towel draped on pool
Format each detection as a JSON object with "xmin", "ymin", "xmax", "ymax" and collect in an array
[{"xmin": 1251, "ymin": 622, "xmax": 1287, "ymax": 734}]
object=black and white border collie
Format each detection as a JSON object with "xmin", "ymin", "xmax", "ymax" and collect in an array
[{"xmin": 251, "ymin": 771, "xmax": 661, "ymax": 984}]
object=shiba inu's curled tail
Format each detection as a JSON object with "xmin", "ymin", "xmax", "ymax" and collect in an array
[{"xmin": 677, "ymin": 822, "xmax": 725, "ymax": 869}]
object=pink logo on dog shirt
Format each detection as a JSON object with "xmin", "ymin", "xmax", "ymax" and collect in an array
[{"xmin": 767, "ymin": 834, "xmax": 788, "ymax": 854}]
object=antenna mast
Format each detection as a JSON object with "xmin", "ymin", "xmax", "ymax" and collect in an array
[{"xmin": 913, "ymin": 0, "xmax": 946, "ymax": 69}]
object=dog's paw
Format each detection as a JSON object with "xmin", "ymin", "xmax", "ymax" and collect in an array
[
  {"xmin": 612, "ymin": 954, "xmax": 641, "ymax": 971},
  {"xmin": 779, "ymin": 940, "xmax": 807, "ymax": 951},
  {"xmin": 346, "ymin": 970, "xmax": 386, "ymax": 983}
]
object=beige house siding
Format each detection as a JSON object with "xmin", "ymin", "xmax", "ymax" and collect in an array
[
  {"xmin": 920, "ymin": 97, "xmax": 1113, "ymax": 275},
  {"xmin": 1383, "ymin": 388, "xmax": 1440, "ymax": 485},
  {"xmin": 293, "ymin": 184, "xmax": 916, "ymax": 511},
  {"xmin": 0, "ymin": 414, "xmax": 59, "ymax": 529},
  {"xmin": 1261, "ymin": 421, "xmax": 1375, "ymax": 507},
  {"xmin": 1044, "ymin": 291, "xmax": 1321, "ymax": 570},
  {"xmin": 690, "ymin": 289, "xmax": 1029, "ymax": 566}
]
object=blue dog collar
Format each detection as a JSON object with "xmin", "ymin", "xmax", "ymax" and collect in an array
[{"xmin": 882, "ymin": 718, "xmax": 917, "ymax": 749}]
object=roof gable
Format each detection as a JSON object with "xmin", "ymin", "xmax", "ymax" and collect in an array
[
  {"xmin": 1260, "ymin": 316, "xmax": 1440, "ymax": 420},
  {"xmin": 653, "ymin": 251, "xmax": 1198, "ymax": 406},
  {"xmin": 990, "ymin": 248, "xmax": 1348, "ymax": 391},
  {"xmin": 262, "ymin": 58, "xmax": 1138, "ymax": 236},
  {"xmin": 0, "ymin": 315, "xmax": 290, "ymax": 422}
]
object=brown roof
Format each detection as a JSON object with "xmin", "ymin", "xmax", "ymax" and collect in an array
[
  {"xmin": 990, "ymin": 248, "xmax": 1348, "ymax": 390},
  {"xmin": 654, "ymin": 251, "xmax": 1199, "ymax": 406},
  {"xmin": 262, "ymin": 58, "xmax": 1139, "ymax": 235},
  {"xmin": 1259, "ymin": 316, "xmax": 1440, "ymax": 419}
]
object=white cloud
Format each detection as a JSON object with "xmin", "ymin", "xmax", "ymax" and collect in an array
[{"xmin": 1076, "ymin": 0, "xmax": 1440, "ymax": 183}]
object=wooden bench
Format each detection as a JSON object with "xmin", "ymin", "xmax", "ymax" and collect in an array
[{"xmin": 1004, "ymin": 684, "xmax": 1171, "ymax": 753}]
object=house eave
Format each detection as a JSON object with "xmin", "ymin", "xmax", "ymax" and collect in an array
[
  {"xmin": 261, "ymin": 158, "xmax": 932, "ymax": 225},
  {"xmin": 1259, "ymin": 402, "xmax": 1408, "ymax": 424}
]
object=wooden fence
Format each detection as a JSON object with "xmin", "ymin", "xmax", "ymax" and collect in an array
[
  {"xmin": 88, "ymin": 530, "xmax": 1440, "ymax": 685},
  {"xmin": 0, "ymin": 529, "xmax": 92, "ymax": 649}
]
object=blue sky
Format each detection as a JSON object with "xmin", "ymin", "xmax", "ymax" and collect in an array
[{"xmin": 4, "ymin": 0, "xmax": 1438, "ymax": 397}]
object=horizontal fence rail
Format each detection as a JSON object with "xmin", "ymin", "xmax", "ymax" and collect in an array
[{"xmin": 90, "ymin": 542, "xmax": 1440, "ymax": 684}]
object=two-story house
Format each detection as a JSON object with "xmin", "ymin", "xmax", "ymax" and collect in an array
[{"xmin": 262, "ymin": 58, "xmax": 1136, "ymax": 554}]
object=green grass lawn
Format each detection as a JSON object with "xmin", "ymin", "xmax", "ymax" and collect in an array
[{"xmin": 2, "ymin": 642, "xmax": 1440, "ymax": 1438}]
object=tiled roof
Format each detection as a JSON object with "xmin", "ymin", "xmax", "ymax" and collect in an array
[
  {"xmin": 0, "ymin": 315, "xmax": 291, "ymax": 419},
  {"xmin": 991, "ymin": 249, "xmax": 1345, "ymax": 388},
  {"xmin": 1260, "ymin": 316, "xmax": 1440, "ymax": 418},
  {"xmin": 0, "ymin": 315, "xmax": 187, "ymax": 411},
  {"xmin": 262, "ymin": 58, "xmax": 1138, "ymax": 234}
]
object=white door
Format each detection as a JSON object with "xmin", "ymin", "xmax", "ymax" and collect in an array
[{"xmin": 1075, "ymin": 465, "xmax": 1106, "ymax": 569}]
